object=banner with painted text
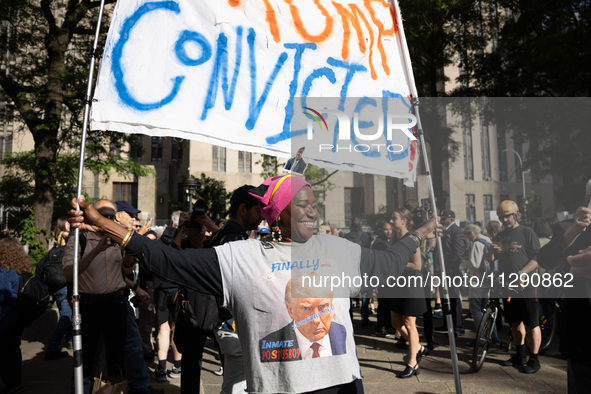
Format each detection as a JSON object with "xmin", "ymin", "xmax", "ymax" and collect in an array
[{"xmin": 91, "ymin": 0, "xmax": 419, "ymax": 184}]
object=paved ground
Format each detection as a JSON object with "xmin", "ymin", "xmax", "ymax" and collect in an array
[{"xmin": 2, "ymin": 301, "xmax": 567, "ymax": 393}]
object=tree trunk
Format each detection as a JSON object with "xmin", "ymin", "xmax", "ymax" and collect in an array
[
  {"xmin": 33, "ymin": 129, "xmax": 58, "ymax": 246},
  {"xmin": 32, "ymin": 27, "xmax": 70, "ymax": 247}
]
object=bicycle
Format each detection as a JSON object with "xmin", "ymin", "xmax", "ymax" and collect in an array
[
  {"xmin": 472, "ymin": 292, "xmax": 558, "ymax": 371},
  {"xmin": 471, "ymin": 296, "xmax": 503, "ymax": 372}
]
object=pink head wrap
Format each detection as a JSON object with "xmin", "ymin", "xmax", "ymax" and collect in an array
[{"xmin": 248, "ymin": 175, "xmax": 311, "ymax": 225}]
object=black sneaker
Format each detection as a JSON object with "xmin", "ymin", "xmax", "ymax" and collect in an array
[
  {"xmin": 152, "ymin": 368, "xmax": 168, "ymax": 383},
  {"xmin": 523, "ymin": 357, "xmax": 540, "ymax": 374},
  {"xmin": 169, "ymin": 366, "xmax": 181, "ymax": 379},
  {"xmin": 375, "ymin": 327, "xmax": 390, "ymax": 338},
  {"xmin": 502, "ymin": 353, "xmax": 527, "ymax": 367}
]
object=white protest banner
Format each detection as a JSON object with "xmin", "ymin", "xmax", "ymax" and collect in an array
[{"xmin": 91, "ymin": 0, "xmax": 419, "ymax": 184}]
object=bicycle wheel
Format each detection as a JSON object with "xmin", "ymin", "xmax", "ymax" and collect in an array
[
  {"xmin": 472, "ymin": 307, "xmax": 496, "ymax": 372},
  {"xmin": 538, "ymin": 299, "xmax": 557, "ymax": 354}
]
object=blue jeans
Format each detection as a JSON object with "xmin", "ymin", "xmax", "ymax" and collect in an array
[
  {"xmin": 214, "ymin": 328, "xmax": 247, "ymax": 394},
  {"xmin": 47, "ymin": 286, "xmax": 72, "ymax": 352},
  {"xmin": 360, "ymin": 292, "xmax": 370, "ymax": 322},
  {"xmin": 125, "ymin": 302, "xmax": 150, "ymax": 392}
]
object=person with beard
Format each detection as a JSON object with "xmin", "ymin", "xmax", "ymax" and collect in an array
[
  {"xmin": 487, "ymin": 200, "xmax": 541, "ymax": 374},
  {"xmin": 284, "ymin": 147, "xmax": 307, "ymax": 174},
  {"xmin": 371, "ymin": 220, "xmax": 393, "ymax": 338}
]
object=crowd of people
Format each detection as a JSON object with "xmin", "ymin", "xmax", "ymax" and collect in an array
[{"xmin": 0, "ymin": 175, "xmax": 590, "ymax": 393}]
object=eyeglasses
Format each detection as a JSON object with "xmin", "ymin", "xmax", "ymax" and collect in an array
[{"xmin": 499, "ymin": 214, "xmax": 514, "ymax": 219}]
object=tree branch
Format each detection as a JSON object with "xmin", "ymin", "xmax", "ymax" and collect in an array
[
  {"xmin": 311, "ymin": 170, "xmax": 339, "ymax": 187},
  {"xmin": 40, "ymin": 0, "xmax": 57, "ymax": 33},
  {"xmin": 87, "ymin": 0, "xmax": 117, "ymax": 9},
  {"xmin": 0, "ymin": 74, "xmax": 40, "ymax": 130}
]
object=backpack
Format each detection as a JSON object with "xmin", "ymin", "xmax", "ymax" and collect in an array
[
  {"xmin": 38, "ymin": 245, "xmax": 67, "ymax": 290},
  {"xmin": 178, "ymin": 289, "xmax": 221, "ymax": 331},
  {"xmin": 473, "ymin": 238, "xmax": 492, "ymax": 275},
  {"xmin": 345, "ymin": 231, "xmax": 371, "ymax": 248},
  {"xmin": 18, "ymin": 272, "xmax": 50, "ymax": 326}
]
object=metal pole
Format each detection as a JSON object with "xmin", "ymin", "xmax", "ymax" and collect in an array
[
  {"xmin": 388, "ymin": 0, "xmax": 462, "ymax": 390},
  {"xmin": 72, "ymin": 1, "xmax": 106, "ymax": 392},
  {"xmin": 413, "ymin": 98, "xmax": 463, "ymax": 393},
  {"xmin": 503, "ymin": 149, "xmax": 526, "ymax": 217}
]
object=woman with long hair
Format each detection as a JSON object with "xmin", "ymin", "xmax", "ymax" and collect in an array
[
  {"xmin": 54, "ymin": 217, "xmax": 70, "ymax": 246},
  {"xmin": 68, "ymin": 175, "xmax": 440, "ymax": 393},
  {"xmin": 390, "ymin": 208, "xmax": 428, "ymax": 378},
  {"xmin": 0, "ymin": 237, "xmax": 33, "ymax": 393}
]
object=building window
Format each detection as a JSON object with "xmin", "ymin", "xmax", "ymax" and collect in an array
[
  {"xmin": 344, "ymin": 187, "xmax": 364, "ymax": 228},
  {"xmin": 498, "ymin": 134, "xmax": 507, "ymax": 182},
  {"xmin": 500, "ymin": 194, "xmax": 509, "ymax": 205},
  {"xmin": 151, "ymin": 137, "xmax": 163, "ymax": 163},
  {"xmin": 238, "ymin": 151, "xmax": 252, "ymax": 173},
  {"xmin": 0, "ymin": 103, "xmax": 14, "ymax": 161},
  {"xmin": 483, "ymin": 194, "xmax": 493, "ymax": 218},
  {"xmin": 480, "ymin": 117, "xmax": 491, "ymax": 180},
  {"xmin": 465, "ymin": 194, "xmax": 475, "ymax": 222},
  {"xmin": 171, "ymin": 138, "xmax": 183, "ymax": 164},
  {"xmin": 113, "ymin": 182, "xmax": 138, "ymax": 208},
  {"xmin": 109, "ymin": 133, "xmax": 121, "ymax": 156},
  {"xmin": 129, "ymin": 135, "xmax": 143, "ymax": 162},
  {"xmin": 212, "ymin": 146, "xmax": 226, "ymax": 172},
  {"xmin": 463, "ymin": 118, "xmax": 474, "ymax": 180}
]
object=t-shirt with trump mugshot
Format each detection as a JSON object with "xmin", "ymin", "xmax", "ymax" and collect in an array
[{"xmin": 215, "ymin": 235, "xmax": 361, "ymax": 393}]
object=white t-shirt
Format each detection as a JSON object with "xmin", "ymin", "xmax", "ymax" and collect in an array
[{"xmin": 215, "ymin": 235, "xmax": 362, "ymax": 393}]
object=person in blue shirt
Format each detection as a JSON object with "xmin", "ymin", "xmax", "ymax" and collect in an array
[{"xmin": 0, "ymin": 237, "xmax": 33, "ymax": 394}]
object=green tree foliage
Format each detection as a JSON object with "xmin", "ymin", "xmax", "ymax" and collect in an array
[
  {"xmin": 19, "ymin": 211, "xmax": 47, "ymax": 266},
  {"xmin": 455, "ymin": 1, "xmax": 591, "ymax": 209},
  {"xmin": 0, "ymin": 0, "xmax": 151, "ymax": 246},
  {"xmin": 188, "ymin": 173, "xmax": 229, "ymax": 221},
  {"xmin": 462, "ymin": 0, "xmax": 590, "ymax": 97},
  {"xmin": 399, "ymin": 0, "xmax": 465, "ymax": 206},
  {"xmin": 256, "ymin": 154, "xmax": 285, "ymax": 178},
  {"xmin": 304, "ymin": 165, "xmax": 337, "ymax": 212}
]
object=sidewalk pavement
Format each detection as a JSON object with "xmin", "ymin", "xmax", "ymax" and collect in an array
[{"xmin": 2, "ymin": 302, "xmax": 567, "ymax": 393}]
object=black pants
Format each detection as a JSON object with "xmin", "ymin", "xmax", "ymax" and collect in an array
[
  {"xmin": 376, "ymin": 297, "xmax": 391, "ymax": 330},
  {"xmin": 0, "ymin": 321, "xmax": 24, "ymax": 391},
  {"xmin": 78, "ymin": 292, "xmax": 128, "ymax": 394},
  {"xmin": 423, "ymin": 297, "xmax": 434, "ymax": 346},
  {"xmin": 174, "ymin": 316, "xmax": 211, "ymax": 394},
  {"xmin": 441, "ymin": 288, "xmax": 465, "ymax": 334}
]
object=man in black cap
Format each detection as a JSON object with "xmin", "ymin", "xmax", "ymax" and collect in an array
[
  {"xmin": 115, "ymin": 200, "xmax": 141, "ymax": 230},
  {"xmin": 435, "ymin": 210, "xmax": 467, "ymax": 335},
  {"xmin": 114, "ymin": 200, "xmax": 162, "ymax": 394}
]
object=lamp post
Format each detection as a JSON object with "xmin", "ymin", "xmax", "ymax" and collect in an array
[
  {"xmin": 184, "ymin": 177, "xmax": 198, "ymax": 211},
  {"xmin": 503, "ymin": 149, "xmax": 526, "ymax": 217}
]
